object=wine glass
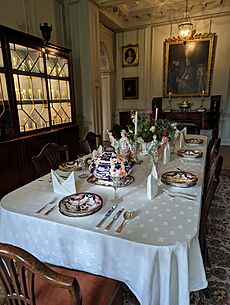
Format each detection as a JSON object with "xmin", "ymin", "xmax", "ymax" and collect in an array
[
  {"xmin": 78, "ymin": 154, "xmax": 89, "ymax": 178},
  {"xmin": 111, "ymin": 175, "xmax": 123, "ymax": 203},
  {"xmin": 151, "ymin": 150, "xmax": 159, "ymax": 169}
]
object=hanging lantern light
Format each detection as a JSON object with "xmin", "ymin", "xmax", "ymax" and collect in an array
[{"xmin": 178, "ymin": 0, "xmax": 194, "ymax": 42}]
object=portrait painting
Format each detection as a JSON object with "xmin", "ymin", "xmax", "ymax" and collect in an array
[
  {"xmin": 122, "ymin": 77, "xmax": 139, "ymax": 99},
  {"xmin": 163, "ymin": 33, "xmax": 215, "ymax": 97},
  {"xmin": 122, "ymin": 45, "xmax": 139, "ymax": 67}
]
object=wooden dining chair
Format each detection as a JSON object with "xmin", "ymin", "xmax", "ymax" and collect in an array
[
  {"xmin": 32, "ymin": 142, "xmax": 70, "ymax": 177},
  {"xmin": 199, "ymin": 154, "xmax": 223, "ymax": 268},
  {"xmin": 0, "ymin": 243, "xmax": 123, "ymax": 305},
  {"xmin": 84, "ymin": 132, "xmax": 102, "ymax": 153},
  {"xmin": 204, "ymin": 137, "xmax": 221, "ymax": 194}
]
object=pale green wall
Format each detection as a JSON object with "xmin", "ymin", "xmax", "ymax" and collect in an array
[
  {"xmin": 116, "ymin": 15, "xmax": 230, "ymax": 144},
  {"xmin": 0, "ymin": 0, "xmax": 59, "ymax": 44}
]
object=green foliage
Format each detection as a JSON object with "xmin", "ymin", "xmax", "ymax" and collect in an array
[{"xmin": 127, "ymin": 111, "xmax": 177, "ymax": 143}]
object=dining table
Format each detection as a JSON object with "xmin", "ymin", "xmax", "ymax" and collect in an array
[{"xmin": 0, "ymin": 135, "xmax": 208, "ymax": 305}]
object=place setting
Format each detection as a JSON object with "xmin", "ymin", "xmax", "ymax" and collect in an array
[
  {"xmin": 159, "ymin": 165, "xmax": 198, "ymax": 202},
  {"xmin": 58, "ymin": 154, "xmax": 92, "ymax": 179},
  {"xmin": 185, "ymin": 138, "xmax": 204, "ymax": 146},
  {"xmin": 177, "ymin": 148, "xmax": 203, "ymax": 159},
  {"xmin": 161, "ymin": 169, "xmax": 198, "ymax": 188}
]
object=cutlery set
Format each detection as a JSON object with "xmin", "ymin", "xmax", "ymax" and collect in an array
[
  {"xmin": 162, "ymin": 188, "xmax": 197, "ymax": 202},
  {"xmin": 96, "ymin": 206, "xmax": 133, "ymax": 233},
  {"xmin": 35, "ymin": 196, "xmax": 58, "ymax": 215}
]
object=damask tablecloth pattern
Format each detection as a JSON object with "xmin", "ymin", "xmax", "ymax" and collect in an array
[{"xmin": 0, "ymin": 135, "xmax": 208, "ymax": 305}]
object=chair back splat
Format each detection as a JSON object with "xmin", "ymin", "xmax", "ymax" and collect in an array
[
  {"xmin": 204, "ymin": 137, "xmax": 221, "ymax": 194},
  {"xmin": 32, "ymin": 143, "xmax": 69, "ymax": 177},
  {"xmin": 0, "ymin": 243, "xmax": 81, "ymax": 305},
  {"xmin": 199, "ymin": 154, "xmax": 223, "ymax": 268},
  {"xmin": 84, "ymin": 132, "xmax": 102, "ymax": 153},
  {"xmin": 0, "ymin": 243, "xmax": 123, "ymax": 305}
]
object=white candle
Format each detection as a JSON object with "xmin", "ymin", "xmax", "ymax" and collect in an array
[
  {"xmin": 155, "ymin": 108, "xmax": 158, "ymax": 122},
  {"xmin": 169, "ymin": 92, "xmax": 172, "ymax": 102},
  {"xmin": 134, "ymin": 111, "xmax": 138, "ymax": 135},
  {"xmin": 202, "ymin": 90, "xmax": 205, "ymax": 100}
]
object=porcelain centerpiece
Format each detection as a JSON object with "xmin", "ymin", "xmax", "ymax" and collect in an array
[{"xmin": 89, "ymin": 151, "xmax": 132, "ymax": 181}]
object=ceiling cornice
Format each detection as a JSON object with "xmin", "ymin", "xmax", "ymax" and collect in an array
[{"xmin": 91, "ymin": 0, "xmax": 230, "ymax": 31}]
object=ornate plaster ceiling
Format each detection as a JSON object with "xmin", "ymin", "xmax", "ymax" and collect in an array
[{"xmin": 92, "ymin": 0, "xmax": 230, "ymax": 30}]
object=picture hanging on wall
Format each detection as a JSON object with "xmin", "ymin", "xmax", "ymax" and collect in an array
[
  {"xmin": 122, "ymin": 77, "xmax": 139, "ymax": 99},
  {"xmin": 122, "ymin": 45, "xmax": 139, "ymax": 67},
  {"xmin": 163, "ymin": 33, "xmax": 216, "ymax": 97}
]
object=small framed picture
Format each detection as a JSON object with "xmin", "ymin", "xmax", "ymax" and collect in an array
[
  {"xmin": 122, "ymin": 77, "xmax": 139, "ymax": 99},
  {"xmin": 122, "ymin": 45, "xmax": 139, "ymax": 67}
]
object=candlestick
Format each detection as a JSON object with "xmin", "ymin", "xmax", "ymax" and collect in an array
[
  {"xmin": 134, "ymin": 111, "xmax": 138, "ymax": 135},
  {"xmin": 155, "ymin": 108, "xmax": 158, "ymax": 123}
]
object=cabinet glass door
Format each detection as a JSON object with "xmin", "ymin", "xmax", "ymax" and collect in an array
[
  {"xmin": 10, "ymin": 43, "xmax": 50, "ymax": 132},
  {"xmin": 0, "ymin": 42, "xmax": 12, "ymax": 136},
  {"xmin": 46, "ymin": 53, "xmax": 72, "ymax": 125}
]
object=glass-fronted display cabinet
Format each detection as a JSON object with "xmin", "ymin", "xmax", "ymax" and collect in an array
[
  {"xmin": 0, "ymin": 41, "xmax": 11, "ymax": 136},
  {"xmin": 0, "ymin": 25, "xmax": 75, "ymax": 139}
]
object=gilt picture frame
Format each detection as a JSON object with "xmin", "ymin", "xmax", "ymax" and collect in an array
[
  {"xmin": 163, "ymin": 33, "xmax": 216, "ymax": 97},
  {"xmin": 122, "ymin": 77, "xmax": 139, "ymax": 99},
  {"xmin": 122, "ymin": 45, "xmax": 139, "ymax": 67}
]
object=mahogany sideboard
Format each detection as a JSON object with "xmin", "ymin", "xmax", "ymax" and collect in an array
[{"xmin": 160, "ymin": 110, "xmax": 219, "ymax": 130}]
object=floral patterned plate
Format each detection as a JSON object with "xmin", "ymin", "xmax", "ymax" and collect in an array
[
  {"xmin": 59, "ymin": 192, "xmax": 103, "ymax": 217},
  {"xmin": 161, "ymin": 170, "xmax": 198, "ymax": 188},
  {"xmin": 87, "ymin": 175, "xmax": 134, "ymax": 187},
  {"xmin": 177, "ymin": 149, "xmax": 203, "ymax": 159},
  {"xmin": 185, "ymin": 138, "xmax": 204, "ymax": 145},
  {"xmin": 59, "ymin": 160, "xmax": 81, "ymax": 171}
]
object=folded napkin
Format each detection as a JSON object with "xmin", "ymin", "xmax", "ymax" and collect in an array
[
  {"xmin": 163, "ymin": 141, "xmax": 170, "ymax": 164},
  {"xmin": 147, "ymin": 163, "xmax": 158, "ymax": 200},
  {"xmin": 92, "ymin": 145, "xmax": 103, "ymax": 157},
  {"xmin": 92, "ymin": 150, "xmax": 97, "ymax": 158},
  {"xmin": 98, "ymin": 145, "xmax": 103, "ymax": 154},
  {"xmin": 51, "ymin": 170, "xmax": 76, "ymax": 195},
  {"xmin": 179, "ymin": 127, "xmax": 187, "ymax": 149}
]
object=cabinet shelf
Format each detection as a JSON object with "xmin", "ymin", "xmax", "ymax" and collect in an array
[{"xmin": 16, "ymin": 99, "xmax": 70, "ymax": 104}]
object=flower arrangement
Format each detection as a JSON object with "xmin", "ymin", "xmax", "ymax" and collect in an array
[{"xmin": 127, "ymin": 110, "xmax": 177, "ymax": 143}]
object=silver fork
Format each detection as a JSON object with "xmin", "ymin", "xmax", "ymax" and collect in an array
[
  {"xmin": 44, "ymin": 204, "xmax": 58, "ymax": 216},
  {"xmin": 163, "ymin": 190, "xmax": 196, "ymax": 202},
  {"xmin": 35, "ymin": 196, "xmax": 58, "ymax": 214}
]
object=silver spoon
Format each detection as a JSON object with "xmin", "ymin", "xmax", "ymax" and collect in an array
[{"xmin": 115, "ymin": 210, "xmax": 134, "ymax": 233}]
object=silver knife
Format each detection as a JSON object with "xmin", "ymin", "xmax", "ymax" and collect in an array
[
  {"xmin": 104, "ymin": 208, "xmax": 124, "ymax": 230},
  {"xmin": 96, "ymin": 204, "xmax": 117, "ymax": 228}
]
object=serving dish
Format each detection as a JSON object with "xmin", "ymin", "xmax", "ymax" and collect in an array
[
  {"xmin": 59, "ymin": 192, "xmax": 102, "ymax": 217},
  {"xmin": 178, "ymin": 100, "xmax": 193, "ymax": 110},
  {"xmin": 87, "ymin": 174, "xmax": 134, "ymax": 187},
  {"xmin": 177, "ymin": 149, "xmax": 203, "ymax": 159},
  {"xmin": 161, "ymin": 170, "xmax": 198, "ymax": 188},
  {"xmin": 89, "ymin": 151, "xmax": 132, "ymax": 181}
]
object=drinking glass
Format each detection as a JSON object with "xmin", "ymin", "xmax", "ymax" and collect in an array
[
  {"xmin": 111, "ymin": 176, "xmax": 123, "ymax": 203},
  {"xmin": 150, "ymin": 150, "xmax": 159, "ymax": 169},
  {"xmin": 78, "ymin": 154, "xmax": 89, "ymax": 178}
]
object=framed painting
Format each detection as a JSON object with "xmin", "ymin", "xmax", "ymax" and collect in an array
[
  {"xmin": 122, "ymin": 77, "xmax": 139, "ymax": 99},
  {"xmin": 122, "ymin": 45, "xmax": 139, "ymax": 67},
  {"xmin": 163, "ymin": 33, "xmax": 216, "ymax": 97}
]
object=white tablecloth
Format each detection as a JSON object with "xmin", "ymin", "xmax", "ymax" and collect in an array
[{"xmin": 0, "ymin": 136, "xmax": 208, "ymax": 305}]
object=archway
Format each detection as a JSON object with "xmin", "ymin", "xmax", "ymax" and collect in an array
[{"xmin": 100, "ymin": 41, "xmax": 114, "ymax": 135}]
